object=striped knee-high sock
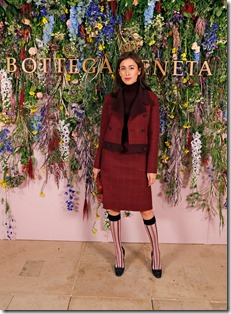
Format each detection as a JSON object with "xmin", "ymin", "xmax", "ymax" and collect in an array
[
  {"xmin": 143, "ymin": 216, "xmax": 161, "ymax": 270},
  {"xmin": 108, "ymin": 213, "xmax": 124, "ymax": 268}
]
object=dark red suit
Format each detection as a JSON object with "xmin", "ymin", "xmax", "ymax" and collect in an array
[{"xmin": 94, "ymin": 84, "xmax": 160, "ymax": 211}]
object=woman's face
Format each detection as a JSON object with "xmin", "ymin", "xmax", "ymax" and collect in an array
[{"xmin": 118, "ymin": 58, "xmax": 141, "ymax": 85}]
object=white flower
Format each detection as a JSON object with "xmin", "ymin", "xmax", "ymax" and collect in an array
[
  {"xmin": 191, "ymin": 132, "xmax": 202, "ymax": 177},
  {"xmin": 0, "ymin": 69, "xmax": 12, "ymax": 111},
  {"xmin": 58, "ymin": 121, "xmax": 70, "ymax": 161}
]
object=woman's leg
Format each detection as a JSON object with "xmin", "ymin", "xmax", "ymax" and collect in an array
[
  {"xmin": 140, "ymin": 209, "xmax": 162, "ymax": 278},
  {"xmin": 108, "ymin": 209, "xmax": 125, "ymax": 276}
]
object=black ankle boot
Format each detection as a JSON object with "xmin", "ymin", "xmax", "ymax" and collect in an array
[
  {"xmin": 115, "ymin": 247, "xmax": 125, "ymax": 276},
  {"xmin": 151, "ymin": 251, "xmax": 162, "ymax": 278}
]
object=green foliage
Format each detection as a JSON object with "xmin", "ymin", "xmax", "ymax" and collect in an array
[{"xmin": 0, "ymin": 0, "xmax": 227, "ymax": 226}]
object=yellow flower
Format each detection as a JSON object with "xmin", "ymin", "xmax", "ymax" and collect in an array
[
  {"xmin": 59, "ymin": 105, "xmax": 63, "ymax": 111},
  {"xmin": 173, "ymin": 89, "xmax": 177, "ymax": 93},
  {"xmin": 183, "ymin": 102, "xmax": 188, "ymax": 108},
  {"xmin": 32, "ymin": 130, "xmax": 38, "ymax": 135},
  {"xmin": 30, "ymin": 108, "xmax": 38, "ymax": 113},
  {"xmin": 100, "ymin": 5, "xmax": 104, "ymax": 12},
  {"xmin": 185, "ymin": 149, "xmax": 190, "ymax": 154},
  {"xmin": 65, "ymin": 8, "xmax": 68, "ymax": 14},
  {"xmin": 183, "ymin": 124, "xmax": 190, "ymax": 129},
  {"xmin": 29, "ymin": 91, "xmax": 35, "ymax": 96},
  {"xmin": 161, "ymin": 154, "xmax": 169, "ymax": 163},
  {"xmin": 98, "ymin": 44, "xmax": 104, "ymax": 51},
  {"xmin": 42, "ymin": 17, "xmax": 48, "ymax": 24},
  {"xmin": 97, "ymin": 23, "xmax": 103, "ymax": 30},
  {"xmin": 165, "ymin": 141, "xmax": 171, "ymax": 148},
  {"xmin": 149, "ymin": 39, "xmax": 155, "ymax": 46},
  {"xmin": 172, "ymin": 47, "xmax": 177, "ymax": 53},
  {"xmin": 92, "ymin": 222, "xmax": 97, "ymax": 235},
  {"xmin": 183, "ymin": 78, "xmax": 188, "ymax": 83},
  {"xmin": 0, "ymin": 181, "xmax": 7, "ymax": 188},
  {"xmin": 66, "ymin": 74, "xmax": 71, "ymax": 81},
  {"xmin": 181, "ymin": 53, "xmax": 187, "ymax": 61},
  {"xmin": 168, "ymin": 114, "xmax": 174, "ymax": 119},
  {"xmin": 40, "ymin": 192, "xmax": 45, "ymax": 197},
  {"xmin": 59, "ymin": 140, "xmax": 62, "ymax": 145}
]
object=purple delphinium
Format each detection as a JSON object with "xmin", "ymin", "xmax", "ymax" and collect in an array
[
  {"xmin": 0, "ymin": 128, "xmax": 13, "ymax": 155},
  {"xmin": 64, "ymin": 183, "xmax": 75, "ymax": 211},
  {"xmin": 201, "ymin": 22, "xmax": 219, "ymax": 55},
  {"xmin": 85, "ymin": 0, "xmax": 115, "ymax": 56}
]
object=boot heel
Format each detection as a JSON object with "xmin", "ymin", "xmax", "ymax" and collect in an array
[
  {"xmin": 151, "ymin": 251, "xmax": 162, "ymax": 278},
  {"xmin": 115, "ymin": 247, "xmax": 125, "ymax": 276}
]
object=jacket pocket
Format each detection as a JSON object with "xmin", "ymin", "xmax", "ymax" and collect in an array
[
  {"xmin": 128, "ymin": 128, "xmax": 148, "ymax": 144},
  {"xmin": 104, "ymin": 125, "xmax": 122, "ymax": 143}
]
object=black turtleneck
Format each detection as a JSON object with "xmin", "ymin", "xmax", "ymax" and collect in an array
[{"xmin": 122, "ymin": 81, "xmax": 139, "ymax": 143}]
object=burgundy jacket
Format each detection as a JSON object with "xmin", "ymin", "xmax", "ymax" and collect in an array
[{"xmin": 94, "ymin": 85, "xmax": 160, "ymax": 173}]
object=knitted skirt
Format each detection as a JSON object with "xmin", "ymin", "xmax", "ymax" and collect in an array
[{"xmin": 100, "ymin": 148, "xmax": 153, "ymax": 211}]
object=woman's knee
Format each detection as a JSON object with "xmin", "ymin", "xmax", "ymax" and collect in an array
[
  {"xmin": 108, "ymin": 209, "xmax": 121, "ymax": 216},
  {"xmin": 140, "ymin": 209, "xmax": 155, "ymax": 220}
]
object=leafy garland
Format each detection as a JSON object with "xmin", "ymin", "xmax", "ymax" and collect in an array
[{"xmin": 0, "ymin": 0, "xmax": 227, "ymax": 236}]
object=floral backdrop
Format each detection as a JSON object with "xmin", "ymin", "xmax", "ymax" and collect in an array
[{"xmin": 0, "ymin": 0, "xmax": 227, "ymax": 239}]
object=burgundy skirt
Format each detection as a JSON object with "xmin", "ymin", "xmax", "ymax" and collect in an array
[{"xmin": 100, "ymin": 148, "xmax": 153, "ymax": 211}]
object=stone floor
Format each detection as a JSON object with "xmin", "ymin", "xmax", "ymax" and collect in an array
[{"xmin": 0, "ymin": 240, "xmax": 227, "ymax": 311}]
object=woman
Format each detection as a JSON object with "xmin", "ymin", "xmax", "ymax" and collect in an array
[{"xmin": 93, "ymin": 51, "xmax": 162, "ymax": 278}]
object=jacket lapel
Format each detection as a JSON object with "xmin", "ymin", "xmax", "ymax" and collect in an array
[
  {"xmin": 111, "ymin": 85, "xmax": 151, "ymax": 119},
  {"xmin": 129, "ymin": 85, "xmax": 151, "ymax": 119},
  {"xmin": 111, "ymin": 88, "xmax": 124, "ymax": 118}
]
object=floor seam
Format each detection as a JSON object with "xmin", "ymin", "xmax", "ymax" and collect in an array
[{"xmin": 69, "ymin": 241, "xmax": 86, "ymax": 299}]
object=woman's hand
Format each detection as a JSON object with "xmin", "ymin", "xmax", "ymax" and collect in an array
[
  {"xmin": 147, "ymin": 173, "xmax": 156, "ymax": 186},
  {"xmin": 93, "ymin": 167, "xmax": 101, "ymax": 180}
]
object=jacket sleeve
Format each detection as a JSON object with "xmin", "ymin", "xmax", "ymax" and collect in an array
[
  {"xmin": 147, "ymin": 92, "xmax": 160, "ymax": 173},
  {"xmin": 93, "ymin": 94, "xmax": 111, "ymax": 169}
]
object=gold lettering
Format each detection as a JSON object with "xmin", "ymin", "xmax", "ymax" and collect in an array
[
  {"xmin": 173, "ymin": 61, "xmax": 184, "ymax": 76},
  {"xmin": 154, "ymin": 60, "xmax": 169, "ymax": 76},
  {"xmin": 69, "ymin": 59, "xmax": 79, "ymax": 74},
  {"xmin": 82, "ymin": 58, "xmax": 96, "ymax": 74},
  {"xmin": 5, "ymin": 57, "xmax": 213, "ymax": 76},
  {"xmin": 6, "ymin": 58, "xmax": 17, "ymax": 73},
  {"xmin": 142, "ymin": 59, "xmax": 151, "ymax": 75},
  {"xmin": 22, "ymin": 58, "xmax": 36, "ymax": 73},
  {"xmin": 38, "ymin": 58, "xmax": 51, "ymax": 73},
  {"xmin": 198, "ymin": 61, "xmax": 212, "ymax": 76},
  {"xmin": 54, "ymin": 58, "xmax": 66, "ymax": 73},
  {"xmin": 186, "ymin": 61, "xmax": 198, "ymax": 76},
  {"xmin": 99, "ymin": 56, "xmax": 113, "ymax": 73}
]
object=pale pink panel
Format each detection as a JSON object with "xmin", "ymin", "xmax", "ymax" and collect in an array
[{"xmin": 0, "ymin": 149, "xmax": 227, "ymax": 244}]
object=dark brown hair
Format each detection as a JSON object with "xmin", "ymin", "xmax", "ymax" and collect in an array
[{"xmin": 111, "ymin": 51, "xmax": 151, "ymax": 96}]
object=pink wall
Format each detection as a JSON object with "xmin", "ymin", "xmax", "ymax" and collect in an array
[{"xmin": 0, "ymin": 164, "xmax": 227, "ymax": 244}]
